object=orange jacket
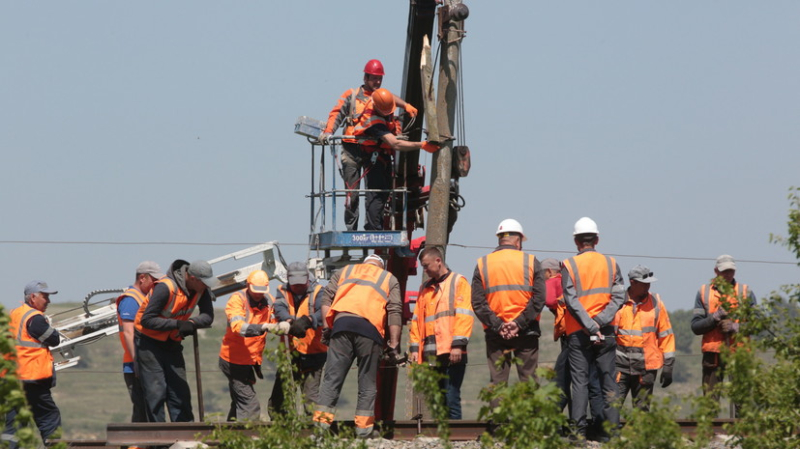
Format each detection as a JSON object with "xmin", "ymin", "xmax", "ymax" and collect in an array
[
  {"xmin": 563, "ymin": 250, "xmax": 623, "ymax": 336},
  {"xmin": 475, "ymin": 249, "xmax": 539, "ymax": 328},
  {"xmin": 219, "ymin": 291, "xmax": 275, "ymax": 365},
  {"xmin": 326, "ymin": 263, "xmax": 393, "ymax": 338},
  {"xmin": 697, "ymin": 283, "xmax": 749, "ymax": 353},
  {"xmin": 324, "ymin": 86, "xmax": 371, "ymax": 143},
  {"xmin": 276, "ymin": 284, "xmax": 327, "ymax": 355},
  {"xmin": 9, "ymin": 304, "xmax": 54, "ymax": 381},
  {"xmin": 409, "ymin": 272, "xmax": 473, "ymax": 362},
  {"xmin": 613, "ymin": 293, "xmax": 675, "ymax": 373},
  {"xmin": 352, "ymin": 101, "xmax": 400, "ymax": 151},
  {"xmin": 116, "ymin": 287, "xmax": 146, "ymax": 364},
  {"xmin": 134, "ymin": 277, "xmax": 200, "ymax": 342}
]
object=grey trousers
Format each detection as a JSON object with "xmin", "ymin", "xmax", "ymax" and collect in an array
[
  {"xmin": 315, "ymin": 331, "xmax": 381, "ymax": 436},
  {"xmin": 219, "ymin": 358, "xmax": 260, "ymax": 421},
  {"xmin": 617, "ymin": 370, "xmax": 656, "ymax": 411},
  {"xmin": 135, "ymin": 334, "xmax": 193, "ymax": 422},
  {"xmin": 567, "ymin": 330, "xmax": 619, "ymax": 437}
]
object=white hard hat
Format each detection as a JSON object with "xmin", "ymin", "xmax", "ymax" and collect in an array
[
  {"xmin": 496, "ymin": 218, "xmax": 527, "ymax": 241},
  {"xmin": 573, "ymin": 217, "xmax": 599, "ymax": 235}
]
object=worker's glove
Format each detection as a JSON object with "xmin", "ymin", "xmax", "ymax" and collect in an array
[
  {"xmin": 177, "ymin": 320, "xmax": 196, "ymax": 337},
  {"xmin": 262, "ymin": 322, "xmax": 291, "ymax": 335},
  {"xmin": 318, "ymin": 132, "xmax": 332, "ymax": 144},
  {"xmin": 711, "ymin": 308, "xmax": 728, "ymax": 322},
  {"xmin": 404, "ymin": 103, "xmax": 418, "ymax": 117},
  {"xmin": 720, "ymin": 319, "xmax": 739, "ymax": 334},
  {"xmin": 420, "ymin": 141, "xmax": 440, "ymax": 154},
  {"xmin": 320, "ymin": 328, "xmax": 332, "ymax": 346},
  {"xmin": 381, "ymin": 346, "xmax": 407, "ymax": 366},
  {"xmin": 288, "ymin": 316, "xmax": 313, "ymax": 338},
  {"xmin": 660, "ymin": 359, "xmax": 675, "ymax": 388}
]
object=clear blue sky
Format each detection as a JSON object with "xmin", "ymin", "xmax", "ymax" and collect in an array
[{"xmin": 2, "ymin": 1, "xmax": 799, "ymax": 314}]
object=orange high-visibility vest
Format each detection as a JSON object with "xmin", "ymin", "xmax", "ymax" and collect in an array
[
  {"xmin": 9, "ymin": 304, "xmax": 54, "ymax": 381},
  {"xmin": 352, "ymin": 102, "xmax": 400, "ymax": 150},
  {"xmin": 409, "ymin": 272, "xmax": 473, "ymax": 362},
  {"xmin": 476, "ymin": 249, "xmax": 538, "ymax": 328},
  {"xmin": 699, "ymin": 283, "xmax": 748, "ymax": 353},
  {"xmin": 219, "ymin": 291, "xmax": 275, "ymax": 365},
  {"xmin": 116, "ymin": 287, "xmax": 147, "ymax": 364},
  {"xmin": 134, "ymin": 277, "xmax": 200, "ymax": 342},
  {"xmin": 563, "ymin": 251, "xmax": 618, "ymax": 335},
  {"xmin": 324, "ymin": 87, "xmax": 371, "ymax": 144},
  {"xmin": 326, "ymin": 263, "xmax": 392, "ymax": 338},
  {"xmin": 613, "ymin": 293, "xmax": 675, "ymax": 373},
  {"xmin": 277, "ymin": 284, "xmax": 327, "ymax": 355}
]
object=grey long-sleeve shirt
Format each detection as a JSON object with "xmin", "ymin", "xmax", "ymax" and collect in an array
[
  {"xmin": 140, "ymin": 261, "xmax": 214, "ymax": 333},
  {"xmin": 690, "ymin": 280, "xmax": 756, "ymax": 335},
  {"xmin": 561, "ymin": 248, "xmax": 625, "ymax": 335},
  {"xmin": 470, "ymin": 245, "xmax": 546, "ymax": 335}
]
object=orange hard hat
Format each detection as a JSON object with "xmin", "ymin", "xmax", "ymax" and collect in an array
[
  {"xmin": 371, "ymin": 88, "xmax": 396, "ymax": 116},
  {"xmin": 363, "ymin": 59, "xmax": 385, "ymax": 76},
  {"xmin": 246, "ymin": 270, "xmax": 269, "ymax": 294}
]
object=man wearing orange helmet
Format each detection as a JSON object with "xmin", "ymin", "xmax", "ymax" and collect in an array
[
  {"xmin": 320, "ymin": 59, "xmax": 419, "ymax": 231},
  {"xmin": 218, "ymin": 270, "xmax": 289, "ymax": 421},
  {"xmin": 352, "ymin": 87, "xmax": 439, "ymax": 230}
]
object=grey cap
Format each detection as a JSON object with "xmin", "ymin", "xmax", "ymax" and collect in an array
[
  {"xmin": 287, "ymin": 261, "xmax": 310, "ymax": 285},
  {"xmin": 188, "ymin": 260, "xmax": 219, "ymax": 289},
  {"xmin": 24, "ymin": 280, "xmax": 58, "ymax": 297},
  {"xmin": 628, "ymin": 265, "xmax": 657, "ymax": 283},
  {"xmin": 541, "ymin": 258, "xmax": 561, "ymax": 271},
  {"xmin": 136, "ymin": 261, "xmax": 165, "ymax": 279},
  {"xmin": 715, "ymin": 254, "xmax": 736, "ymax": 272}
]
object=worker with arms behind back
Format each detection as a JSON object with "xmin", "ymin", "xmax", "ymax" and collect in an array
[{"xmin": 319, "ymin": 59, "xmax": 418, "ymax": 231}]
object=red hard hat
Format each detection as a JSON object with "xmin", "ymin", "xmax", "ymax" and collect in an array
[
  {"xmin": 363, "ymin": 59, "xmax": 385, "ymax": 76},
  {"xmin": 371, "ymin": 88, "xmax": 396, "ymax": 116}
]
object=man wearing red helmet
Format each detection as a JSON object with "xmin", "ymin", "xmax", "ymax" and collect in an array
[{"xmin": 320, "ymin": 59, "xmax": 419, "ymax": 231}]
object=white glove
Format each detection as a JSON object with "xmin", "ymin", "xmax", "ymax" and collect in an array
[
  {"xmin": 263, "ymin": 322, "xmax": 291, "ymax": 335},
  {"xmin": 262, "ymin": 323, "xmax": 278, "ymax": 333}
]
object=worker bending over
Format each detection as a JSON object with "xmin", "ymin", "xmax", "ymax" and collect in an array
[
  {"xmin": 313, "ymin": 254, "xmax": 403, "ymax": 438},
  {"xmin": 409, "ymin": 246, "xmax": 474, "ymax": 419},
  {"xmin": 613, "ymin": 265, "xmax": 676, "ymax": 411},
  {"xmin": 219, "ymin": 270, "xmax": 289, "ymax": 421}
]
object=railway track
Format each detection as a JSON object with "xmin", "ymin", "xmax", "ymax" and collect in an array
[{"xmin": 50, "ymin": 419, "xmax": 735, "ymax": 448}]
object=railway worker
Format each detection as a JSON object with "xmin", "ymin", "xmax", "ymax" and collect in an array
[
  {"xmin": 471, "ymin": 219, "xmax": 546, "ymax": 409},
  {"xmin": 269, "ymin": 261, "xmax": 327, "ymax": 417},
  {"xmin": 350, "ymin": 88, "xmax": 439, "ymax": 230},
  {"xmin": 318, "ymin": 59, "xmax": 418, "ymax": 231},
  {"xmin": 562, "ymin": 217, "xmax": 625, "ymax": 441},
  {"xmin": 690, "ymin": 254, "xmax": 756, "ymax": 414},
  {"xmin": 116, "ymin": 261, "xmax": 164, "ymax": 423},
  {"xmin": 409, "ymin": 246, "xmax": 474, "ymax": 420},
  {"xmin": 613, "ymin": 265, "xmax": 676, "ymax": 411},
  {"xmin": 134, "ymin": 259, "xmax": 216, "ymax": 423},
  {"xmin": 313, "ymin": 254, "xmax": 403, "ymax": 438},
  {"xmin": 3, "ymin": 281, "xmax": 62, "ymax": 448},
  {"xmin": 218, "ymin": 270, "xmax": 289, "ymax": 421}
]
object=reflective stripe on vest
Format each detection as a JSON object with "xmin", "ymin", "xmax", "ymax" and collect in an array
[
  {"xmin": 415, "ymin": 273, "xmax": 473, "ymax": 360},
  {"xmin": 563, "ymin": 251, "xmax": 617, "ymax": 335},
  {"xmin": 327, "ymin": 264, "xmax": 392, "ymax": 338},
  {"xmin": 116, "ymin": 287, "xmax": 147, "ymax": 364},
  {"xmin": 699, "ymin": 283, "xmax": 747, "ymax": 353},
  {"xmin": 353, "ymin": 103, "xmax": 399, "ymax": 150},
  {"xmin": 614, "ymin": 293, "xmax": 672, "ymax": 372},
  {"xmin": 476, "ymin": 249, "xmax": 536, "ymax": 327},
  {"xmin": 9, "ymin": 304, "xmax": 54, "ymax": 381},
  {"xmin": 219, "ymin": 291, "xmax": 275, "ymax": 365},
  {"xmin": 278, "ymin": 284, "xmax": 327, "ymax": 355},
  {"xmin": 134, "ymin": 277, "xmax": 200, "ymax": 342}
]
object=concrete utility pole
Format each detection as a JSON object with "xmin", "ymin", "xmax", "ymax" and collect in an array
[{"xmin": 426, "ymin": 0, "xmax": 468, "ymax": 261}]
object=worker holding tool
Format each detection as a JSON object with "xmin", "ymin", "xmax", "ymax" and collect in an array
[
  {"xmin": 471, "ymin": 219, "xmax": 546, "ymax": 410},
  {"xmin": 614, "ymin": 265, "xmax": 676, "ymax": 411},
  {"xmin": 134, "ymin": 259, "xmax": 216, "ymax": 423},
  {"xmin": 219, "ymin": 270, "xmax": 289, "ymax": 421},
  {"xmin": 691, "ymin": 254, "xmax": 756, "ymax": 416},
  {"xmin": 351, "ymin": 88, "xmax": 439, "ymax": 230},
  {"xmin": 409, "ymin": 246, "xmax": 473, "ymax": 420},
  {"xmin": 269, "ymin": 261, "xmax": 327, "ymax": 417},
  {"xmin": 562, "ymin": 217, "xmax": 625, "ymax": 441},
  {"xmin": 313, "ymin": 254, "xmax": 403, "ymax": 439},
  {"xmin": 3, "ymin": 281, "xmax": 62, "ymax": 449},
  {"xmin": 116, "ymin": 261, "xmax": 164, "ymax": 423},
  {"xmin": 319, "ymin": 59, "xmax": 418, "ymax": 231}
]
